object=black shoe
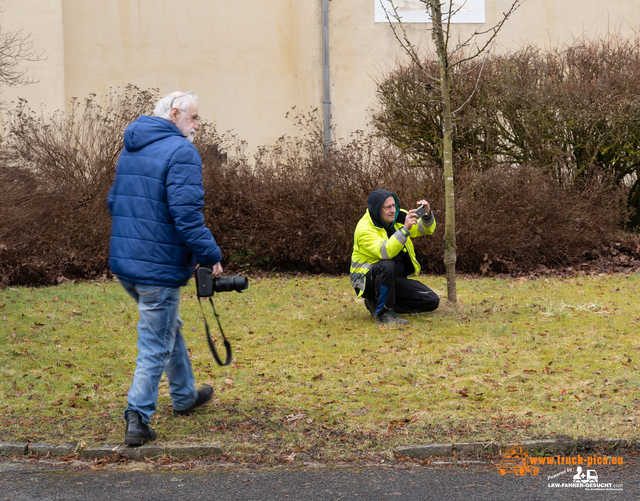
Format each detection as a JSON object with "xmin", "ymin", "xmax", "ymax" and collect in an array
[
  {"xmin": 124, "ymin": 410, "xmax": 157, "ymax": 446},
  {"xmin": 375, "ymin": 308, "xmax": 409, "ymax": 325},
  {"xmin": 364, "ymin": 298, "xmax": 377, "ymax": 318},
  {"xmin": 173, "ymin": 385, "xmax": 214, "ymax": 416}
]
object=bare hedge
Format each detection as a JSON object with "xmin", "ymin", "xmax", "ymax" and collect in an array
[
  {"xmin": 374, "ymin": 33, "xmax": 640, "ymax": 226},
  {"xmin": 0, "ymin": 75, "xmax": 632, "ymax": 286},
  {"xmin": 0, "ymin": 87, "xmax": 158, "ymax": 285}
]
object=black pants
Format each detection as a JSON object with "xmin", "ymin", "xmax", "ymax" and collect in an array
[{"xmin": 361, "ymin": 260, "xmax": 440, "ymax": 315}]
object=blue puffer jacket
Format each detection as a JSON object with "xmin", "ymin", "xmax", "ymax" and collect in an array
[{"xmin": 107, "ymin": 115, "xmax": 222, "ymax": 287}]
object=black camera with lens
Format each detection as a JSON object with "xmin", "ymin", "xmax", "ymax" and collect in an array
[
  {"xmin": 194, "ymin": 267, "xmax": 248, "ymax": 366},
  {"xmin": 195, "ymin": 267, "xmax": 248, "ymax": 297}
]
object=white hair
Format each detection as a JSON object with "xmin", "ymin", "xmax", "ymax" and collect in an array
[{"xmin": 153, "ymin": 91, "xmax": 198, "ymax": 119}]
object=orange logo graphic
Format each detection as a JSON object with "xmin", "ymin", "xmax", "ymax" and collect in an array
[{"xmin": 499, "ymin": 446, "xmax": 540, "ymax": 476}]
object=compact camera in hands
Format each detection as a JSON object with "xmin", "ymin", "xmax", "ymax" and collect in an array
[
  {"xmin": 415, "ymin": 205, "xmax": 428, "ymax": 219},
  {"xmin": 195, "ymin": 267, "xmax": 248, "ymax": 297}
]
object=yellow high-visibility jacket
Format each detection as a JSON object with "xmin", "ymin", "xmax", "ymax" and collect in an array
[{"xmin": 350, "ymin": 208, "xmax": 436, "ymax": 294}]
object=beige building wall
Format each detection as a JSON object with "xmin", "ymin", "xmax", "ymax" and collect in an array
[
  {"xmin": 0, "ymin": 1, "xmax": 638, "ymax": 152},
  {"xmin": 0, "ymin": 0, "xmax": 65, "ymax": 114}
]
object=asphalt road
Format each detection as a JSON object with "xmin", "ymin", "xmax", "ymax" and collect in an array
[{"xmin": 1, "ymin": 457, "xmax": 638, "ymax": 501}]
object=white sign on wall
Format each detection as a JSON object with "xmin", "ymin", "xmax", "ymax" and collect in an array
[{"xmin": 375, "ymin": 0, "xmax": 486, "ymax": 24}]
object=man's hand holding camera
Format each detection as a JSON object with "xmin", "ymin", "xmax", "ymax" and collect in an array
[
  {"xmin": 404, "ymin": 199, "xmax": 431, "ymax": 230},
  {"xmin": 211, "ymin": 262, "xmax": 223, "ymax": 277},
  {"xmin": 195, "ymin": 262, "xmax": 223, "ymax": 277}
]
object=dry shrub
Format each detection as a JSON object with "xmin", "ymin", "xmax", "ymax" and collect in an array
[
  {"xmin": 387, "ymin": 165, "xmax": 626, "ymax": 275},
  {"xmin": 200, "ymin": 110, "xmax": 625, "ymax": 276},
  {"xmin": 374, "ymin": 33, "xmax": 640, "ymax": 226},
  {"xmin": 0, "ymin": 89, "xmax": 631, "ymax": 286},
  {"xmin": 453, "ymin": 166, "xmax": 628, "ymax": 273},
  {"xmin": 0, "ymin": 86, "xmax": 158, "ymax": 285},
  {"xmin": 200, "ymin": 110, "xmax": 427, "ymax": 273}
]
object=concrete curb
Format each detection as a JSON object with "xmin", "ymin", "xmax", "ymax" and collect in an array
[
  {"xmin": 1, "ymin": 438, "xmax": 637, "ymax": 461},
  {"xmin": 0, "ymin": 441, "xmax": 222, "ymax": 460},
  {"xmin": 395, "ymin": 438, "xmax": 640, "ymax": 460}
]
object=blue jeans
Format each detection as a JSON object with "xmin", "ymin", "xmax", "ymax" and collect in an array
[{"xmin": 120, "ymin": 279, "xmax": 198, "ymax": 424}]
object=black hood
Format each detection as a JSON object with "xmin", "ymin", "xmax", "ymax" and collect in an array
[{"xmin": 367, "ymin": 189, "xmax": 399, "ymax": 228}]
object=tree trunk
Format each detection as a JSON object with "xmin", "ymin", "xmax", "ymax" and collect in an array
[{"xmin": 429, "ymin": 0, "xmax": 457, "ymax": 303}]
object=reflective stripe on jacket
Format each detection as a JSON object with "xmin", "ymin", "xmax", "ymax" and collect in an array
[{"xmin": 350, "ymin": 208, "xmax": 435, "ymax": 293}]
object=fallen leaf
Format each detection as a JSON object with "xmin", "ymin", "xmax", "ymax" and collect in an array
[{"xmin": 284, "ymin": 413, "xmax": 306, "ymax": 422}]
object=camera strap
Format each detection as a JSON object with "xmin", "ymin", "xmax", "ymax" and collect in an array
[{"xmin": 197, "ymin": 296, "xmax": 232, "ymax": 366}]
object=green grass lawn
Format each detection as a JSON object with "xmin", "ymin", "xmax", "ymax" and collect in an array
[{"xmin": 1, "ymin": 272, "xmax": 639, "ymax": 463}]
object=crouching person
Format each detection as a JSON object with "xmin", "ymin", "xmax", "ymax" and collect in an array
[
  {"xmin": 107, "ymin": 91, "xmax": 223, "ymax": 445},
  {"xmin": 350, "ymin": 189, "xmax": 440, "ymax": 325}
]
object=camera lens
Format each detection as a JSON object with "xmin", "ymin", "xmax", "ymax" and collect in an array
[{"xmin": 212, "ymin": 275, "xmax": 249, "ymax": 293}]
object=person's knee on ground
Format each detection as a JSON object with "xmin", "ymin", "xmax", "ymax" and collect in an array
[
  {"xmin": 365, "ymin": 260, "xmax": 408, "ymax": 324},
  {"xmin": 393, "ymin": 275, "xmax": 440, "ymax": 314},
  {"xmin": 372, "ymin": 259, "xmax": 398, "ymax": 315}
]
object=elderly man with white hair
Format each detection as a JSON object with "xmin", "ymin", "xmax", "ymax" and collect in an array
[{"xmin": 107, "ymin": 91, "xmax": 223, "ymax": 445}]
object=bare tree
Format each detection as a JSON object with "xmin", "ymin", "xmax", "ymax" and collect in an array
[
  {"xmin": 380, "ymin": 0, "xmax": 525, "ymax": 303},
  {"xmin": 0, "ymin": 19, "xmax": 44, "ymax": 87}
]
